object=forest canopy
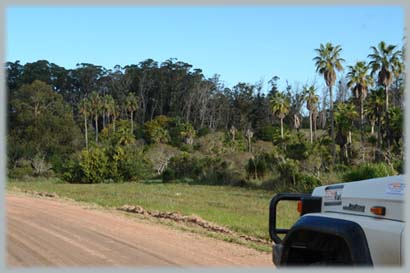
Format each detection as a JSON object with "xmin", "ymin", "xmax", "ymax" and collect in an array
[{"xmin": 6, "ymin": 41, "xmax": 405, "ymax": 192}]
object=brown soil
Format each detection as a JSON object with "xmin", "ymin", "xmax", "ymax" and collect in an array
[{"xmin": 6, "ymin": 194, "xmax": 272, "ymax": 267}]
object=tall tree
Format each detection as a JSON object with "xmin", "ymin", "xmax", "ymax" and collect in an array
[
  {"xmin": 303, "ymin": 85, "xmax": 319, "ymax": 143},
  {"xmin": 366, "ymin": 88, "xmax": 385, "ymax": 161},
  {"xmin": 347, "ymin": 61, "xmax": 374, "ymax": 160},
  {"xmin": 89, "ymin": 91, "xmax": 102, "ymax": 143},
  {"xmin": 334, "ymin": 102, "xmax": 358, "ymax": 163},
  {"xmin": 8, "ymin": 80, "xmax": 80, "ymax": 167},
  {"xmin": 313, "ymin": 42, "xmax": 344, "ymax": 162},
  {"xmin": 368, "ymin": 41, "xmax": 403, "ymax": 150},
  {"xmin": 270, "ymin": 92, "xmax": 290, "ymax": 139},
  {"xmin": 79, "ymin": 97, "xmax": 91, "ymax": 148},
  {"xmin": 125, "ymin": 93, "xmax": 139, "ymax": 133},
  {"xmin": 102, "ymin": 94, "xmax": 115, "ymax": 129}
]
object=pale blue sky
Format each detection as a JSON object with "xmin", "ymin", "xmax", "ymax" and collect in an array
[{"xmin": 6, "ymin": 6, "xmax": 404, "ymax": 91}]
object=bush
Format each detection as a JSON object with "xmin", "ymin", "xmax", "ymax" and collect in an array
[
  {"xmin": 118, "ymin": 144, "xmax": 152, "ymax": 181},
  {"xmin": 163, "ymin": 153, "xmax": 244, "ymax": 186},
  {"xmin": 162, "ymin": 169, "xmax": 176, "ymax": 182},
  {"xmin": 393, "ymin": 160, "xmax": 404, "ymax": 174},
  {"xmin": 292, "ymin": 173, "xmax": 322, "ymax": 193},
  {"xmin": 246, "ymin": 156, "xmax": 268, "ymax": 180},
  {"xmin": 286, "ymin": 142, "xmax": 309, "ymax": 161},
  {"xmin": 62, "ymin": 152, "xmax": 83, "ymax": 183},
  {"xmin": 8, "ymin": 166, "xmax": 33, "ymax": 179},
  {"xmin": 259, "ymin": 125, "xmax": 275, "ymax": 141},
  {"xmin": 342, "ymin": 163, "xmax": 397, "ymax": 182},
  {"xmin": 63, "ymin": 146, "xmax": 109, "ymax": 183},
  {"xmin": 79, "ymin": 146, "xmax": 109, "ymax": 183}
]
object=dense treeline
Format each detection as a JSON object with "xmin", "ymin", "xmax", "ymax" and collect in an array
[{"xmin": 7, "ymin": 41, "xmax": 405, "ymax": 191}]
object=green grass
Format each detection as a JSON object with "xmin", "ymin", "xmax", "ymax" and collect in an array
[{"xmin": 7, "ymin": 178, "xmax": 300, "ymax": 241}]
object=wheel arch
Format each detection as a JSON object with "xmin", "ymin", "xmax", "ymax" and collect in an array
[{"xmin": 279, "ymin": 215, "xmax": 373, "ymax": 266}]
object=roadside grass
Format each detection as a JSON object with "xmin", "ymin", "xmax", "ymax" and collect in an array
[{"xmin": 7, "ymin": 178, "xmax": 301, "ymax": 242}]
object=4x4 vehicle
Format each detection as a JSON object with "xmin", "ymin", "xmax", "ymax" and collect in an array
[{"xmin": 269, "ymin": 175, "xmax": 405, "ymax": 266}]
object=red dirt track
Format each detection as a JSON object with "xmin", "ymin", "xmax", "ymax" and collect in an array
[{"xmin": 6, "ymin": 194, "xmax": 272, "ymax": 267}]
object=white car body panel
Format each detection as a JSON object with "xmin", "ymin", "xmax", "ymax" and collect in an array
[
  {"xmin": 308, "ymin": 175, "xmax": 406, "ymax": 265},
  {"xmin": 303, "ymin": 212, "xmax": 405, "ymax": 265}
]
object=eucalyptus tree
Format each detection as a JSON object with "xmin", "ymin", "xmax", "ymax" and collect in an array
[
  {"xmin": 270, "ymin": 92, "xmax": 290, "ymax": 139},
  {"xmin": 303, "ymin": 85, "xmax": 319, "ymax": 143},
  {"xmin": 125, "ymin": 92, "xmax": 138, "ymax": 133},
  {"xmin": 313, "ymin": 43, "xmax": 344, "ymax": 161},
  {"xmin": 79, "ymin": 97, "xmax": 91, "ymax": 148},
  {"xmin": 347, "ymin": 61, "xmax": 374, "ymax": 160},
  {"xmin": 89, "ymin": 91, "xmax": 102, "ymax": 142},
  {"xmin": 368, "ymin": 41, "xmax": 403, "ymax": 149}
]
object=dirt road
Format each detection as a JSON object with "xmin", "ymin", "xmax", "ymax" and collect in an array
[{"xmin": 6, "ymin": 194, "xmax": 272, "ymax": 267}]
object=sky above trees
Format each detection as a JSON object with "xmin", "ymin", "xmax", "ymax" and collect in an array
[{"xmin": 6, "ymin": 6, "xmax": 403, "ymax": 91}]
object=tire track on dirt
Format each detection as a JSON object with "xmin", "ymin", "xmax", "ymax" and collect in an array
[{"xmin": 6, "ymin": 194, "xmax": 272, "ymax": 267}]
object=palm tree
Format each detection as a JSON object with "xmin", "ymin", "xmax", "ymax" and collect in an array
[
  {"xmin": 368, "ymin": 41, "xmax": 403, "ymax": 149},
  {"xmin": 101, "ymin": 95, "xmax": 112, "ymax": 129},
  {"xmin": 313, "ymin": 42, "xmax": 344, "ymax": 161},
  {"xmin": 334, "ymin": 102, "xmax": 358, "ymax": 163},
  {"xmin": 89, "ymin": 91, "xmax": 102, "ymax": 142},
  {"xmin": 303, "ymin": 85, "xmax": 319, "ymax": 143},
  {"xmin": 104, "ymin": 95, "xmax": 115, "ymax": 130},
  {"xmin": 346, "ymin": 61, "xmax": 374, "ymax": 160},
  {"xmin": 180, "ymin": 123, "xmax": 196, "ymax": 145},
  {"xmin": 79, "ymin": 97, "xmax": 90, "ymax": 148},
  {"xmin": 112, "ymin": 103, "xmax": 120, "ymax": 133},
  {"xmin": 366, "ymin": 87, "xmax": 385, "ymax": 161},
  {"xmin": 270, "ymin": 92, "xmax": 290, "ymax": 139},
  {"xmin": 245, "ymin": 128, "xmax": 254, "ymax": 152},
  {"xmin": 125, "ymin": 93, "xmax": 138, "ymax": 133}
]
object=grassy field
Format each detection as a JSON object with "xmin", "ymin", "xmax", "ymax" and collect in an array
[{"xmin": 7, "ymin": 178, "xmax": 301, "ymax": 241}]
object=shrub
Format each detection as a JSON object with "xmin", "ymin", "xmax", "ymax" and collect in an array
[
  {"xmin": 143, "ymin": 115, "xmax": 171, "ymax": 144},
  {"xmin": 118, "ymin": 144, "xmax": 152, "ymax": 181},
  {"xmin": 62, "ymin": 152, "xmax": 83, "ymax": 183},
  {"xmin": 342, "ymin": 163, "xmax": 397, "ymax": 182},
  {"xmin": 286, "ymin": 142, "xmax": 309, "ymax": 161},
  {"xmin": 8, "ymin": 167, "xmax": 33, "ymax": 179},
  {"xmin": 145, "ymin": 144, "xmax": 180, "ymax": 176},
  {"xmin": 246, "ymin": 156, "xmax": 268, "ymax": 180},
  {"xmin": 259, "ymin": 125, "xmax": 275, "ymax": 141},
  {"xmin": 31, "ymin": 153, "xmax": 53, "ymax": 176},
  {"xmin": 277, "ymin": 158, "xmax": 299, "ymax": 185},
  {"xmin": 393, "ymin": 160, "xmax": 404, "ymax": 174},
  {"xmin": 292, "ymin": 173, "xmax": 322, "ymax": 193},
  {"xmin": 79, "ymin": 146, "xmax": 109, "ymax": 183},
  {"xmin": 162, "ymin": 169, "xmax": 176, "ymax": 182},
  {"xmin": 197, "ymin": 127, "xmax": 211, "ymax": 137}
]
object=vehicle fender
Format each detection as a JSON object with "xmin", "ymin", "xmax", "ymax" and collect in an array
[{"xmin": 281, "ymin": 215, "xmax": 373, "ymax": 265}]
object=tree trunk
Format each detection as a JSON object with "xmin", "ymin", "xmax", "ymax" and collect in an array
[
  {"xmin": 113, "ymin": 117, "xmax": 116, "ymax": 133},
  {"xmin": 313, "ymin": 112, "xmax": 317, "ymax": 140},
  {"xmin": 280, "ymin": 118, "xmax": 284, "ymax": 139},
  {"xmin": 384, "ymin": 85, "xmax": 390, "ymax": 150},
  {"xmin": 130, "ymin": 112, "xmax": 134, "ymax": 133},
  {"xmin": 376, "ymin": 113, "xmax": 382, "ymax": 161},
  {"xmin": 95, "ymin": 115, "xmax": 98, "ymax": 143},
  {"xmin": 329, "ymin": 85, "xmax": 336, "ymax": 163},
  {"xmin": 360, "ymin": 98, "xmax": 365, "ymax": 161},
  {"xmin": 309, "ymin": 112, "xmax": 313, "ymax": 143},
  {"xmin": 84, "ymin": 116, "xmax": 88, "ymax": 148}
]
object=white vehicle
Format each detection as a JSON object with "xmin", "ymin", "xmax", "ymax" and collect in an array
[{"xmin": 269, "ymin": 175, "xmax": 405, "ymax": 266}]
